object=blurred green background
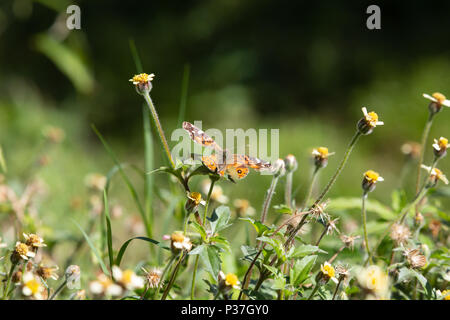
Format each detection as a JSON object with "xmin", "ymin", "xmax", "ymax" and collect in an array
[{"xmin": 1, "ymin": 0, "xmax": 450, "ymax": 279}]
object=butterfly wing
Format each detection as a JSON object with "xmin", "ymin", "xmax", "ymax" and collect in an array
[
  {"xmin": 201, "ymin": 154, "xmax": 225, "ymax": 176},
  {"xmin": 183, "ymin": 121, "xmax": 222, "ymax": 151},
  {"xmin": 245, "ymin": 155, "xmax": 272, "ymax": 171}
]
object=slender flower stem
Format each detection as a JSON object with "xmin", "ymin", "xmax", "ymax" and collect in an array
[
  {"xmin": 332, "ymin": 278, "xmax": 343, "ymax": 300},
  {"xmin": 49, "ymin": 279, "xmax": 67, "ymax": 300},
  {"xmin": 315, "ymin": 223, "xmax": 329, "ymax": 246},
  {"xmin": 364, "ymin": 186, "xmax": 430, "ymax": 266},
  {"xmin": 415, "ymin": 113, "xmax": 434, "ymax": 196},
  {"xmin": 143, "ymin": 92, "xmax": 175, "ymax": 169},
  {"xmin": 361, "ymin": 192, "xmax": 372, "ymax": 263},
  {"xmin": 2, "ymin": 262, "xmax": 17, "ymax": 300},
  {"xmin": 154, "ymin": 254, "xmax": 177, "ymax": 299},
  {"xmin": 328, "ymin": 245, "xmax": 345, "ymax": 264},
  {"xmin": 190, "ymin": 178, "xmax": 216, "ymax": 299},
  {"xmin": 307, "ymin": 284, "xmax": 320, "ymax": 300},
  {"xmin": 286, "ymin": 131, "xmax": 362, "ymax": 245},
  {"xmin": 161, "ymin": 252, "xmax": 185, "ymax": 300},
  {"xmin": 261, "ymin": 175, "xmax": 279, "ymax": 224},
  {"xmin": 285, "ymin": 171, "xmax": 293, "ymax": 209},
  {"xmin": 302, "ymin": 167, "xmax": 319, "ymax": 210}
]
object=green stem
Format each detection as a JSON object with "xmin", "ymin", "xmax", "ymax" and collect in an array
[
  {"xmin": 261, "ymin": 175, "xmax": 279, "ymax": 224},
  {"xmin": 302, "ymin": 167, "xmax": 319, "ymax": 210},
  {"xmin": 362, "ymin": 192, "xmax": 372, "ymax": 263},
  {"xmin": 49, "ymin": 279, "xmax": 67, "ymax": 300},
  {"xmin": 332, "ymin": 278, "xmax": 343, "ymax": 300},
  {"xmin": 161, "ymin": 252, "xmax": 185, "ymax": 300},
  {"xmin": 307, "ymin": 284, "xmax": 320, "ymax": 300},
  {"xmin": 143, "ymin": 92, "xmax": 175, "ymax": 169},
  {"xmin": 154, "ymin": 254, "xmax": 176, "ymax": 299},
  {"xmin": 415, "ymin": 113, "xmax": 434, "ymax": 196},
  {"xmin": 285, "ymin": 172, "xmax": 293, "ymax": 209},
  {"xmin": 190, "ymin": 178, "xmax": 216, "ymax": 299},
  {"xmin": 2, "ymin": 262, "xmax": 17, "ymax": 300}
]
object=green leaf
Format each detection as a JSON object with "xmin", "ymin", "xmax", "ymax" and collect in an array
[
  {"xmin": 191, "ymin": 221, "xmax": 207, "ymax": 241},
  {"xmin": 0, "ymin": 145, "xmax": 7, "ymax": 173},
  {"xmin": 391, "ymin": 189, "xmax": 407, "ymax": 212},
  {"xmin": 177, "ymin": 64, "xmax": 190, "ymax": 128},
  {"xmin": 115, "ymin": 237, "xmax": 169, "ymax": 267},
  {"xmin": 290, "ymin": 255, "xmax": 317, "ymax": 286},
  {"xmin": 103, "ymin": 190, "xmax": 114, "ymax": 271},
  {"xmin": 199, "ymin": 245, "xmax": 222, "ymax": 279},
  {"xmin": 72, "ymin": 219, "xmax": 109, "ymax": 276},
  {"xmin": 34, "ymin": 33, "xmax": 94, "ymax": 94},
  {"xmin": 273, "ymin": 204, "xmax": 293, "ymax": 215},
  {"xmin": 209, "ymin": 206, "xmax": 231, "ymax": 234},
  {"xmin": 289, "ymin": 245, "xmax": 327, "ymax": 259},
  {"xmin": 239, "ymin": 217, "xmax": 269, "ymax": 236}
]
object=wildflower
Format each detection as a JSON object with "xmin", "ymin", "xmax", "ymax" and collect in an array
[
  {"xmin": 404, "ymin": 249, "xmax": 427, "ymax": 269},
  {"xmin": 423, "ymin": 92, "xmax": 450, "ymax": 115},
  {"xmin": 401, "ymin": 142, "xmax": 421, "ymax": 160},
  {"xmin": 310, "ymin": 200, "xmax": 330, "ymax": 222},
  {"xmin": 12, "ymin": 241, "xmax": 35, "ymax": 262},
  {"xmin": 129, "ymin": 73, "xmax": 155, "ymax": 95},
  {"xmin": 317, "ymin": 262, "xmax": 338, "ymax": 284},
  {"xmin": 65, "ymin": 265, "xmax": 81, "ymax": 289},
  {"xmin": 284, "ymin": 154, "xmax": 298, "ymax": 172},
  {"xmin": 112, "ymin": 266, "xmax": 145, "ymax": 291},
  {"xmin": 356, "ymin": 265, "xmax": 390, "ymax": 299},
  {"xmin": 202, "ymin": 180, "xmax": 228, "ymax": 204},
  {"xmin": 89, "ymin": 273, "xmax": 123, "ymax": 297},
  {"xmin": 42, "ymin": 126, "xmax": 65, "ymax": 143},
  {"xmin": 84, "ymin": 173, "xmax": 107, "ymax": 192},
  {"xmin": 326, "ymin": 217, "xmax": 340, "ymax": 235},
  {"xmin": 389, "ymin": 223, "xmax": 411, "ymax": 246},
  {"xmin": 170, "ymin": 231, "xmax": 193, "ymax": 253},
  {"xmin": 37, "ymin": 265, "xmax": 59, "ymax": 281},
  {"xmin": 438, "ymin": 289, "xmax": 450, "ymax": 300},
  {"xmin": 23, "ymin": 233, "xmax": 46, "ymax": 249},
  {"xmin": 335, "ymin": 264, "xmax": 351, "ymax": 286},
  {"xmin": 362, "ymin": 170, "xmax": 384, "ymax": 193},
  {"xmin": 271, "ymin": 158, "xmax": 286, "ymax": 177},
  {"xmin": 233, "ymin": 199, "xmax": 255, "ymax": 217},
  {"xmin": 141, "ymin": 267, "xmax": 162, "ymax": 289},
  {"xmin": 218, "ymin": 271, "xmax": 240, "ymax": 293},
  {"xmin": 340, "ymin": 234, "xmax": 361, "ymax": 250},
  {"xmin": 312, "ymin": 147, "xmax": 335, "ymax": 168},
  {"xmin": 432, "ymin": 137, "xmax": 448, "ymax": 158},
  {"xmin": 421, "ymin": 165, "xmax": 449, "ymax": 187},
  {"xmin": 22, "ymin": 272, "xmax": 44, "ymax": 300},
  {"xmin": 357, "ymin": 107, "xmax": 384, "ymax": 135},
  {"xmin": 185, "ymin": 191, "xmax": 205, "ymax": 213}
]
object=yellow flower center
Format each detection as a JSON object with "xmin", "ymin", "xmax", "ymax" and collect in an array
[
  {"xmin": 26, "ymin": 234, "xmax": 41, "ymax": 246},
  {"xmin": 25, "ymin": 279, "xmax": 41, "ymax": 294},
  {"xmin": 364, "ymin": 170, "xmax": 380, "ymax": 183},
  {"xmin": 443, "ymin": 290, "xmax": 450, "ymax": 300},
  {"xmin": 16, "ymin": 242, "xmax": 29, "ymax": 256},
  {"xmin": 321, "ymin": 264, "xmax": 335, "ymax": 278},
  {"xmin": 439, "ymin": 137, "xmax": 448, "ymax": 149},
  {"xmin": 317, "ymin": 147, "xmax": 329, "ymax": 157},
  {"xmin": 225, "ymin": 273, "xmax": 238, "ymax": 287},
  {"xmin": 131, "ymin": 73, "xmax": 153, "ymax": 84},
  {"xmin": 189, "ymin": 192, "xmax": 202, "ymax": 205},
  {"xmin": 122, "ymin": 270, "xmax": 134, "ymax": 284},
  {"xmin": 432, "ymin": 92, "xmax": 446, "ymax": 103},
  {"xmin": 171, "ymin": 232, "xmax": 185, "ymax": 243},
  {"xmin": 365, "ymin": 111, "xmax": 379, "ymax": 126}
]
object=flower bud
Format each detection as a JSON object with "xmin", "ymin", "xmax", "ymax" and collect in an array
[
  {"xmin": 271, "ymin": 158, "xmax": 286, "ymax": 177},
  {"xmin": 362, "ymin": 170, "xmax": 384, "ymax": 193},
  {"xmin": 284, "ymin": 154, "xmax": 298, "ymax": 172},
  {"xmin": 129, "ymin": 73, "xmax": 155, "ymax": 95},
  {"xmin": 312, "ymin": 147, "xmax": 334, "ymax": 169}
]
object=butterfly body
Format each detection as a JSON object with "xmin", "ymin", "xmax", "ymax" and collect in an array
[{"xmin": 183, "ymin": 121, "xmax": 272, "ymax": 181}]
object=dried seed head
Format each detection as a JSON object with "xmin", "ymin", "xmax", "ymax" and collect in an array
[
  {"xmin": 404, "ymin": 249, "xmax": 427, "ymax": 269},
  {"xmin": 389, "ymin": 223, "xmax": 411, "ymax": 246},
  {"xmin": 340, "ymin": 234, "xmax": 361, "ymax": 250},
  {"xmin": 141, "ymin": 267, "xmax": 162, "ymax": 289}
]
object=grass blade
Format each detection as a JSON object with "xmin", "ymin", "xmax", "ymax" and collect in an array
[
  {"xmin": 72, "ymin": 219, "xmax": 110, "ymax": 276},
  {"xmin": 91, "ymin": 124, "xmax": 151, "ymax": 238},
  {"xmin": 103, "ymin": 190, "xmax": 114, "ymax": 271},
  {"xmin": 115, "ymin": 237, "xmax": 169, "ymax": 267}
]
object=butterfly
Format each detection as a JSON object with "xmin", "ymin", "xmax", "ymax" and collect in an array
[{"xmin": 182, "ymin": 121, "xmax": 272, "ymax": 182}]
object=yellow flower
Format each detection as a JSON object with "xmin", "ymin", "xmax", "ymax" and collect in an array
[
  {"xmin": 218, "ymin": 271, "xmax": 240, "ymax": 291},
  {"xmin": 433, "ymin": 137, "xmax": 448, "ymax": 158},
  {"xmin": 170, "ymin": 231, "xmax": 193, "ymax": 252},
  {"xmin": 362, "ymin": 107, "xmax": 384, "ymax": 127},
  {"xmin": 312, "ymin": 147, "xmax": 335, "ymax": 168},
  {"xmin": 89, "ymin": 273, "xmax": 123, "ymax": 297},
  {"xmin": 14, "ymin": 241, "xmax": 35, "ymax": 260},
  {"xmin": 129, "ymin": 73, "xmax": 155, "ymax": 94},
  {"xmin": 319, "ymin": 262, "xmax": 338, "ymax": 284},
  {"xmin": 441, "ymin": 289, "xmax": 450, "ymax": 301},
  {"xmin": 22, "ymin": 272, "xmax": 44, "ymax": 300},
  {"xmin": 356, "ymin": 265, "xmax": 390, "ymax": 299},
  {"xmin": 185, "ymin": 191, "xmax": 205, "ymax": 213},
  {"xmin": 23, "ymin": 233, "xmax": 46, "ymax": 248},
  {"xmin": 362, "ymin": 170, "xmax": 384, "ymax": 192},
  {"xmin": 112, "ymin": 266, "xmax": 144, "ymax": 291},
  {"xmin": 423, "ymin": 92, "xmax": 450, "ymax": 114}
]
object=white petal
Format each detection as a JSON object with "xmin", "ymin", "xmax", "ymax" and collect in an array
[
  {"xmin": 112, "ymin": 266, "xmax": 123, "ymax": 281},
  {"xmin": 376, "ymin": 121, "xmax": 384, "ymax": 126},
  {"xmin": 423, "ymin": 93, "xmax": 437, "ymax": 102},
  {"xmin": 433, "ymin": 144, "xmax": 440, "ymax": 151},
  {"xmin": 22, "ymin": 286, "xmax": 32, "ymax": 296},
  {"xmin": 377, "ymin": 177, "xmax": 384, "ymax": 181},
  {"xmin": 106, "ymin": 284, "xmax": 123, "ymax": 297},
  {"xmin": 361, "ymin": 107, "xmax": 368, "ymax": 116},
  {"xmin": 89, "ymin": 281, "xmax": 103, "ymax": 294},
  {"xmin": 442, "ymin": 100, "xmax": 450, "ymax": 107}
]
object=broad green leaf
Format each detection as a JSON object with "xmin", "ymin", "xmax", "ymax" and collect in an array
[
  {"xmin": 239, "ymin": 217, "xmax": 269, "ymax": 236},
  {"xmin": 289, "ymin": 245, "xmax": 327, "ymax": 259},
  {"xmin": 273, "ymin": 204, "xmax": 293, "ymax": 215},
  {"xmin": 199, "ymin": 245, "xmax": 222, "ymax": 279},
  {"xmin": 191, "ymin": 221, "xmax": 207, "ymax": 241},
  {"xmin": 290, "ymin": 255, "xmax": 317, "ymax": 286},
  {"xmin": 209, "ymin": 206, "xmax": 231, "ymax": 234}
]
